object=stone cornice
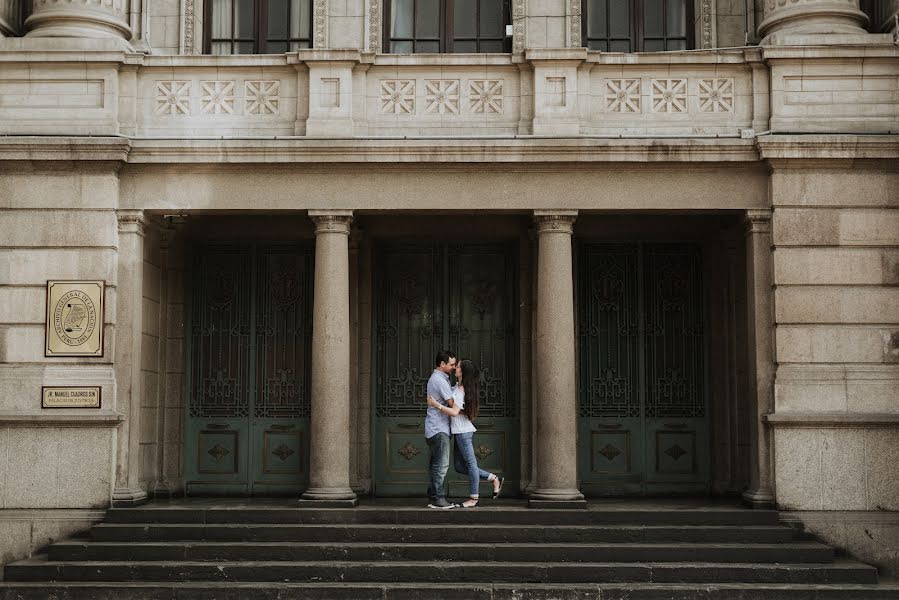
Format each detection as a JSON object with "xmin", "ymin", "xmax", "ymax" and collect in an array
[
  {"xmin": 2, "ymin": 136, "xmax": 898, "ymax": 165},
  {"xmin": 757, "ymin": 135, "xmax": 899, "ymax": 160},
  {"xmin": 0, "ymin": 137, "xmax": 132, "ymax": 162},
  {"xmin": 761, "ymin": 42, "xmax": 898, "ymax": 59},
  {"xmin": 124, "ymin": 138, "xmax": 761, "ymax": 164},
  {"xmin": 765, "ymin": 412, "xmax": 899, "ymax": 428},
  {"xmin": 0, "ymin": 410, "xmax": 125, "ymax": 427}
]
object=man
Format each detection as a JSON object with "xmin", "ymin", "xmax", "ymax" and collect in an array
[{"xmin": 425, "ymin": 350, "xmax": 456, "ymax": 509}]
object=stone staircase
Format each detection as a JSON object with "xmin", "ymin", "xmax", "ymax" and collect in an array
[{"xmin": 2, "ymin": 499, "xmax": 898, "ymax": 599}]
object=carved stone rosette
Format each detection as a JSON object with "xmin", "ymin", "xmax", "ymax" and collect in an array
[
  {"xmin": 25, "ymin": 0, "xmax": 133, "ymax": 40},
  {"xmin": 758, "ymin": 0, "xmax": 868, "ymax": 42},
  {"xmin": 309, "ymin": 210, "xmax": 353, "ymax": 235}
]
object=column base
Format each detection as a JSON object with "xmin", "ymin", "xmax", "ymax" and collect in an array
[
  {"xmin": 112, "ymin": 487, "xmax": 148, "ymax": 508},
  {"xmin": 528, "ymin": 488, "xmax": 586, "ymax": 509},
  {"xmin": 299, "ymin": 487, "xmax": 359, "ymax": 507},
  {"xmin": 742, "ymin": 488, "xmax": 775, "ymax": 510}
]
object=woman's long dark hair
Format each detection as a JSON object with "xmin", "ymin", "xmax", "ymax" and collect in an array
[{"xmin": 459, "ymin": 359, "xmax": 480, "ymax": 422}]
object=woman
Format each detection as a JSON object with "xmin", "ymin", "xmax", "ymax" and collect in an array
[{"xmin": 427, "ymin": 359, "xmax": 503, "ymax": 508}]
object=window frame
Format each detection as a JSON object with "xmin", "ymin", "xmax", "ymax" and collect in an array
[
  {"xmin": 204, "ymin": 0, "xmax": 313, "ymax": 54},
  {"xmin": 581, "ymin": 0, "xmax": 695, "ymax": 52},
  {"xmin": 383, "ymin": 0, "xmax": 511, "ymax": 54}
]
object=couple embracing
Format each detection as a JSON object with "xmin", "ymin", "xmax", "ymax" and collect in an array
[{"xmin": 425, "ymin": 351, "xmax": 503, "ymax": 509}]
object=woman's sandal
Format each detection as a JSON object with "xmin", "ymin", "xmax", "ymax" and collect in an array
[
  {"xmin": 492, "ymin": 476, "xmax": 504, "ymax": 500},
  {"xmin": 462, "ymin": 498, "xmax": 479, "ymax": 508}
]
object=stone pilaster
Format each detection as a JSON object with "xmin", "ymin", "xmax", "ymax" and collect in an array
[
  {"xmin": 529, "ymin": 210, "xmax": 586, "ymax": 509},
  {"xmin": 300, "ymin": 210, "xmax": 359, "ymax": 507},
  {"xmin": 758, "ymin": 0, "xmax": 869, "ymax": 44},
  {"xmin": 742, "ymin": 209, "xmax": 776, "ymax": 510},
  {"xmin": 0, "ymin": 0, "xmax": 21, "ymax": 36},
  {"xmin": 113, "ymin": 210, "xmax": 149, "ymax": 508},
  {"xmin": 25, "ymin": 0, "xmax": 132, "ymax": 43}
]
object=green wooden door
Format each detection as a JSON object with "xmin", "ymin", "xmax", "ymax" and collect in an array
[
  {"xmin": 373, "ymin": 243, "xmax": 519, "ymax": 497},
  {"xmin": 186, "ymin": 244, "xmax": 312, "ymax": 495},
  {"xmin": 577, "ymin": 243, "xmax": 708, "ymax": 496}
]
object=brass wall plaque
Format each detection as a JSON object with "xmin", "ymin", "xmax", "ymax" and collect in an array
[
  {"xmin": 45, "ymin": 281, "xmax": 105, "ymax": 357},
  {"xmin": 42, "ymin": 386, "xmax": 101, "ymax": 408}
]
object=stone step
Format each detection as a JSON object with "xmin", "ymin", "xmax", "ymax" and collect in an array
[
  {"xmin": 3, "ymin": 581, "xmax": 899, "ymax": 600},
  {"xmin": 104, "ymin": 506, "xmax": 781, "ymax": 526},
  {"xmin": 47, "ymin": 540, "xmax": 834, "ymax": 563},
  {"xmin": 89, "ymin": 522, "xmax": 796, "ymax": 544},
  {"xmin": 4, "ymin": 558, "xmax": 878, "ymax": 584}
]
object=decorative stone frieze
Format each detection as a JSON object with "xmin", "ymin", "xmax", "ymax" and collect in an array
[
  {"xmin": 700, "ymin": 0, "xmax": 716, "ymax": 48},
  {"xmin": 180, "ymin": 0, "xmax": 197, "ymax": 54},
  {"xmin": 25, "ymin": 0, "xmax": 132, "ymax": 43},
  {"xmin": 313, "ymin": 0, "xmax": 327, "ymax": 48},
  {"xmin": 758, "ymin": 0, "xmax": 869, "ymax": 44},
  {"xmin": 512, "ymin": 0, "xmax": 526, "ymax": 53}
]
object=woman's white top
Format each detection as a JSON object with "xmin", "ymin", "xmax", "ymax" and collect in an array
[{"xmin": 450, "ymin": 386, "xmax": 477, "ymax": 434}]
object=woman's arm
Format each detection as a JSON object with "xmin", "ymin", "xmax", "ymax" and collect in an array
[{"xmin": 427, "ymin": 395, "xmax": 461, "ymax": 416}]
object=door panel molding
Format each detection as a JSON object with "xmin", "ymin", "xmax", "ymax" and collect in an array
[
  {"xmin": 578, "ymin": 242, "xmax": 709, "ymax": 496},
  {"xmin": 186, "ymin": 244, "xmax": 312, "ymax": 496}
]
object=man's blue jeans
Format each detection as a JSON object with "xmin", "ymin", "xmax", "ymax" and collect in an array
[
  {"xmin": 426, "ymin": 432, "xmax": 451, "ymax": 501},
  {"xmin": 453, "ymin": 431, "xmax": 493, "ymax": 497}
]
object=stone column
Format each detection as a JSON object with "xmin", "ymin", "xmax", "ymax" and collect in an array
[
  {"xmin": 758, "ymin": 0, "xmax": 868, "ymax": 44},
  {"xmin": 299, "ymin": 210, "xmax": 359, "ymax": 507},
  {"xmin": 25, "ymin": 0, "xmax": 132, "ymax": 42},
  {"xmin": 113, "ymin": 210, "xmax": 149, "ymax": 507},
  {"xmin": 742, "ymin": 209, "xmax": 776, "ymax": 509},
  {"xmin": 529, "ymin": 210, "xmax": 586, "ymax": 509},
  {"xmin": 0, "ymin": 0, "xmax": 21, "ymax": 36}
]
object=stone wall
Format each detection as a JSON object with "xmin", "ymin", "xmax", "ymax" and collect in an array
[
  {"xmin": 0, "ymin": 161, "xmax": 123, "ymax": 566},
  {"xmin": 760, "ymin": 138, "xmax": 899, "ymax": 576}
]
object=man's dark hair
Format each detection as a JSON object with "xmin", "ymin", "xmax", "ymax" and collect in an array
[{"xmin": 435, "ymin": 350, "xmax": 456, "ymax": 367}]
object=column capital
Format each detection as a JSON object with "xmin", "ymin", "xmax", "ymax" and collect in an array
[
  {"xmin": 309, "ymin": 210, "xmax": 353, "ymax": 235},
  {"xmin": 533, "ymin": 210, "xmax": 578, "ymax": 235},
  {"xmin": 117, "ymin": 210, "xmax": 148, "ymax": 237},
  {"xmin": 745, "ymin": 209, "xmax": 772, "ymax": 234}
]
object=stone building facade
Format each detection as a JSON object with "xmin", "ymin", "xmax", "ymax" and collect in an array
[{"xmin": 0, "ymin": 0, "xmax": 897, "ymax": 577}]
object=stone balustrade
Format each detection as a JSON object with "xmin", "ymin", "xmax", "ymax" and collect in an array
[{"xmin": 0, "ymin": 44, "xmax": 896, "ymax": 138}]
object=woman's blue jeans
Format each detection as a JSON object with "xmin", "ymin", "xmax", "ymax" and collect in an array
[{"xmin": 453, "ymin": 431, "xmax": 492, "ymax": 497}]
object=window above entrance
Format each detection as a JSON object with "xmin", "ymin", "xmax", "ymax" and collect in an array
[
  {"xmin": 385, "ymin": 0, "xmax": 511, "ymax": 53},
  {"xmin": 583, "ymin": 0, "xmax": 693, "ymax": 52},
  {"xmin": 206, "ymin": 0, "xmax": 313, "ymax": 54}
]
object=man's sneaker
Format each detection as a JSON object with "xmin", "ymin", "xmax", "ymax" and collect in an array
[{"xmin": 427, "ymin": 498, "xmax": 455, "ymax": 509}]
